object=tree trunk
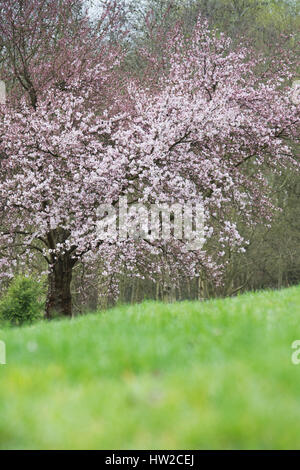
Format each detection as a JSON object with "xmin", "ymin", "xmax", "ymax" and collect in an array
[{"xmin": 45, "ymin": 254, "xmax": 74, "ymax": 319}]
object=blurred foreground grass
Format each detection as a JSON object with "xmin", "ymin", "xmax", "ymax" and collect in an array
[{"xmin": 1, "ymin": 286, "xmax": 300, "ymax": 449}]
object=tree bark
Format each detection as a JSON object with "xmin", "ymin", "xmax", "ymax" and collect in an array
[{"xmin": 45, "ymin": 254, "xmax": 75, "ymax": 319}]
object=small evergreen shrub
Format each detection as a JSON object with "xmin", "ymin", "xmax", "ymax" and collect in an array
[{"xmin": 0, "ymin": 276, "xmax": 45, "ymax": 326}]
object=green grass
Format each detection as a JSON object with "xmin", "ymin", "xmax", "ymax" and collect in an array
[{"xmin": 1, "ymin": 286, "xmax": 300, "ymax": 449}]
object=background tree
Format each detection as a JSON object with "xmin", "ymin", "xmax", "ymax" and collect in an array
[{"xmin": 119, "ymin": 0, "xmax": 300, "ymax": 302}]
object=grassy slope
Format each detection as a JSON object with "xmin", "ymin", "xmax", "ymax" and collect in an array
[{"xmin": 1, "ymin": 286, "xmax": 300, "ymax": 449}]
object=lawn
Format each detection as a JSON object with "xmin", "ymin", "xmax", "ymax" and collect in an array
[{"xmin": 1, "ymin": 286, "xmax": 300, "ymax": 450}]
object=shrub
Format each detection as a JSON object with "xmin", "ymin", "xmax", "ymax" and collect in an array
[{"xmin": 0, "ymin": 276, "xmax": 45, "ymax": 326}]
